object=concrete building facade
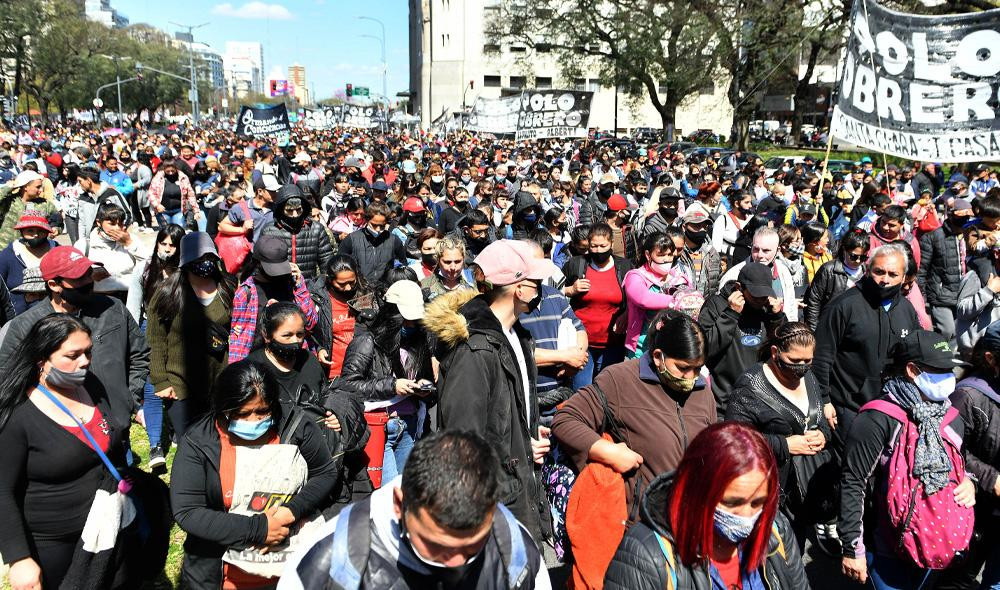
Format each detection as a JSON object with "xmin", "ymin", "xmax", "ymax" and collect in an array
[
  {"xmin": 224, "ymin": 41, "xmax": 264, "ymax": 98},
  {"xmin": 408, "ymin": 0, "xmax": 733, "ymax": 135},
  {"xmin": 83, "ymin": 0, "xmax": 129, "ymax": 28},
  {"xmin": 288, "ymin": 64, "xmax": 310, "ymax": 105}
]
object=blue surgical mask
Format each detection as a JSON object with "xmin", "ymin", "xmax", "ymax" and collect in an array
[
  {"xmin": 228, "ymin": 417, "xmax": 273, "ymax": 441},
  {"xmin": 914, "ymin": 370, "xmax": 956, "ymax": 402},
  {"xmin": 714, "ymin": 506, "xmax": 762, "ymax": 544}
]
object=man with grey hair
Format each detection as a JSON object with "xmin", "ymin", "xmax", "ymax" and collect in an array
[{"xmin": 718, "ymin": 226, "xmax": 798, "ymax": 321}]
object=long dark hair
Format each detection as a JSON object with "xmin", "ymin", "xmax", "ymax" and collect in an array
[
  {"xmin": 142, "ymin": 224, "xmax": 185, "ymax": 303},
  {"xmin": 148, "ymin": 255, "xmax": 235, "ymax": 320},
  {"xmin": 0, "ymin": 314, "xmax": 91, "ymax": 430},
  {"xmin": 211, "ymin": 360, "xmax": 282, "ymax": 423}
]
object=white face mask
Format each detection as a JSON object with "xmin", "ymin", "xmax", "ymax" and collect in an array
[{"xmin": 914, "ymin": 370, "xmax": 956, "ymax": 402}]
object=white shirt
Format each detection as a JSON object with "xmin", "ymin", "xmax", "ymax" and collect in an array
[{"xmin": 504, "ymin": 326, "xmax": 532, "ymax": 435}]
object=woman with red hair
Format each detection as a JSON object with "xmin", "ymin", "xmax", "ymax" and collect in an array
[
  {"xmin": 696, "ymin": 181, "xmax": 724, "ymax": 217},
  {"xmin": 604, "ymin": 422, "xmax": 808, "ymax": 590}
]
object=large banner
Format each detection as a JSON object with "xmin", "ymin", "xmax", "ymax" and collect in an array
[
  {"xmin": 467, "ymin": 96, "xmax": 521, "ymax": 135},
  {"xmin": 234, "ymin": 104, "xmax": 292, "ymax": 139},
  {"xmin": 341, "ymin": 104, "xmax": 386, "ymax": 129},
  {"xmin": 515, "ymin": 90, "xmax": 593, "ymax": 140},
  {"xmin": 831, "ymin": 0, "xmax": 1000, "ymax": 162},
  {"xmin": 303, "ymin": 106, "xmax": 343, "ymax": 130}
]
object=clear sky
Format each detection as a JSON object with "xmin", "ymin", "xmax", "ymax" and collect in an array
[{"xmin": 116, "ymin": 0, "xmax": 410, "ymax": 101}]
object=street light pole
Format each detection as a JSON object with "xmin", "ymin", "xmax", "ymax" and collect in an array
[
  {"xmin": 170, "ymin": 21, "xmax": 209, "ymax": 124},
  {"xmin": 358, "ymin": 16, "xmax": 387, "ymax": 100}
]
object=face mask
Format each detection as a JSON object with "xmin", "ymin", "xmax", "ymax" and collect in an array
[
  {"xmin": 496, "ymin": 174, "xmax": 505, "ymax": 182},
  {"xmin": 776, "ymin": 356, "xmax": 811, "ymax": 378},
  {"xmin": 684, "ymin": 228, "xmax": 708, "ymax": 246},
  {"xmin": 714, "ymin": 506, "xmax": 762, "ymax": 544},
  {"xmin": 786, "ymin": 243, "xmax": 805, "ymax": 260},
  {"xmin": 399, "ymin": 510, "xmax": 482, "ymax": 583},
  {"xmin": 657, "ymin": 362, "xmax": 696, "ymax": 393},
  {"xmin": 460, "ymin": 175, "xmax": 471, "ymax": 183},
  {"xmin": 421, "ymin": 252, "xmax": 438, "ymax": 267},
  {"xmin": 22, "ymin": 235, "xmax": 48, "ymax": 248},
  {"xmin": 522, "ymin": 213, "xmax": 538, "ymax": 225},
  {"xmin": 187, "ymin": 258, "xmax": 217, "ymax": 278},
  {"xmin": 950, "ymin": 216, "xmax": 969, "ymax": 229},
  {"xmin": 453, "ymin": 200, "xmax": 469, "ymax": 211},
  {"xmin": 431, "ymin": 175, "xmax": 444, "ymax": 184},
  {"xmin": 165, "ymin": 172, "xmax": 179, "ymax": 182},
  {"xmin": 739, "ymin": 205, "xmax": 755, "ymax": 215},
  {"xmin": 588, "ymin": 250, "xmax": 612, "ymax": 265},
  {"xmin": 914, "ymin": 370, "xmax": 956, "ymax": 402},
  {"xmin": 45, "ymin": 366, "xmax": 87, "ymax": 389},
  {"xmin": 649, "ymin": 261, "xmax": 673, "ymax": 276},
  {"xmin": 267, "ymin": 339, "xmax": 301, "ymax": 362},
  {"xmin": 59, "ymin": 282, "xmax": 94, "ymax": 307},
  {"xmin": 282, "ymin": 214, "xmax": 305, "ymax": 232},
  {"xmin": 862, "ymin": 275, "xmax": 902, "ymax": 302},
  {"xmin": 228, "ymin": 416, "xmax": 273, "ymax": 441},
  {"xmin": 659, "ymin": 206, "xmax": 678, "ymax": 220},
  {"xmin": 367, "ymin": 226, "xmax": 385, "ymax": 239}
]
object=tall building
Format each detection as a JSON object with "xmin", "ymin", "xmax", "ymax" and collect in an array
[
  {"xmin": 407, "ymin": 0, "xmax": 732, "ymax": 134},
  {"xmin": 288, "ymin": 64, "xmax": 309, "ymax": 105},
  {"xmin": 83, "ymin": 0, "xmax": 129, "ymax": 28},
  {"xmin": 224, "ymin": 42, "xmax": 265, "ymax": 98},
  {"xmin": 172, "ymin": 34, "xmax": 225, "ymax": 91}
]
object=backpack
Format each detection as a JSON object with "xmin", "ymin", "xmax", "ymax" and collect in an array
[
  {"xmin": 859, "ymin": 399, "xmax": 974, "ymax": 569},
  {"xmin": 214, "ymin": 200, "xmax": 253, "ymax": 274}
]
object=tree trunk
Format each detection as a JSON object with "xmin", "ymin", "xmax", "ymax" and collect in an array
[
  {"xmin": 791, "ymin": 39, "xmax": 823, "ymax": 143},
  {"xmin": 13, "ymin": 41, "xmax": 25, "ymax": 98},
  {"xmin": 658, "ymin": 103, "xmax": 677, "ymax": 141}
]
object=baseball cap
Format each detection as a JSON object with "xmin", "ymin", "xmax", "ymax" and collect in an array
[
  {"xmin": 952, "ymin": 198, "xmax": 973, "ymax": 213},
  {"xmin": 599, "ymin": 172, "xmax": 618, "ymax": 186},
  {"xmin": 344, "ymin": 157, "xmax": 363, "ymax": 169},
  {"xmin": 402, "ymin": 197, "xmax": 426, "ymax": 213},
  {"xmin": 12, "ymin": 170, "xmax": 43, "ymax": 189},
  {"xmin": 384, "ymin": 280, "xmax": 425, "ymax": 321},
  {"xmin": 893, "ymin": 329, "xmax": 963, "ymax": 371},
  {"xmin": 607, "ymin": 194, "xmax": 629, "ymax": 212},
  {"xmin": 11, "ymin": 266, "xmax": 45, "ymax": 294},
  {"xmin": 292, "ymin": 151, "xmax": 311, "ymax": 164},
  {"xmin": 860, "ymin": 156, "xmax": 872, "ymax": 164},
  {"xmin": 14, "ymin": 210, "xmax": 51, "ymax": 232},
  {"xmin": 372, "ymin": 180, "xmax": 389, "ymax": 192},
  {"xmin": 682, "ymin": 202, "xmax": 713, "ymax": 225},
  {"xmin": 798, "ymin": 202, "xmax": 818, "ymax": 217},
  {"xmin": 253, "ymin": 234, "xmax": 292, "ymax": 276},
  {"xmin": 737, "ymin": 262, "xmax": 777, "ymax": 299},
  {"xmin": 473, "ymin": 240, "xmax": 558, "ymax": 287},
  {"xmin": 658, "ymin": 187, "xmax": 681, "ymax": 202},
  {"xmin": 401, "ymin": 160, "xmax": 417, "ymax": 174},
  {"xmin": 179, "ymin": 231, "xmax": 218, "ymax": 267},
  {"xmin": 41, "ymin": 246, "xmax": 99, "ymax": 281},
  {"xmin": 253, "ymin": 173, "xmax": 281, "ymax": 192}
]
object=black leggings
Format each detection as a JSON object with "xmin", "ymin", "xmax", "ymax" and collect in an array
[
  {"xmin": 165, "ymin": 397, "xmax": 206, "ymax": 440},
  {"xmin": 128, "ymin": 191, "xmax": 153, "ymax": 228},
  {"xmin": 35, "ymin": 536, "xmax": 78, "ymax": 588}
]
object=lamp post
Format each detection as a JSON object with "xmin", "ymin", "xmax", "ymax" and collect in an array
[
  {"xmin": 169, "ymin": 21, "xmax": 209, "ymax": 124},
  {"xmin": 97, "ymin": 55, "xmax": 130, "ymax": 126},
  {"xmin": 357, "ymin": 16, "xmax": 387, "ymax": 101}
]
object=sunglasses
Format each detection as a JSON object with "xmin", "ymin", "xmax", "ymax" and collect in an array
[{"xmin": 847, "ymin": 253, "xmax": 868, "ymax": 264}]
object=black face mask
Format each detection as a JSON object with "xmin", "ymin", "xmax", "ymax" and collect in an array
[
  {"xmin": 282, "ymin": 214, "xmax": 305, "ymax": 232},
  {"xmin": 165, "ymin": 172, "xmax": 179, "ymax": 182},
  {"xmin": 408, "ymin": 214, "xmax": 427, "ymax": 228},
  {"xmin": 421, "ymin": 252, "xmax": 438, "ymax": 267},
  {"xmin": 267, "ymin": 339, "xmax": 301, "ymax": 362},
  {"xmin": 465, "ymin": 235, "xmax": 487, "ymax": 250},
  {"xmin": 398, "ymin": 510, "xmax": 483, "ymax": 586},
  {"xmin": 776, "ymin": 357, "xmax": 812, "ymax": 378},
  {"xmin": 684, "ymin": 228, "xmax": 708, "ymax": 246},
  {"xmin": 60, "ymin": 281, "xmax": 95, "ymax": 307},
  {"xmin": 861, "ymin": 275, "xmax": 902, "ymax": 302},
  {"xmin": 659, "ymin": 206, "xmax": 678, "ymax": 221},
  {"xmin": 21, "ymin": 235, "xmax": 48, "ymax": 248},
  {"xmin": 524, "ymin": 289, "xmax": 542, "ymax": 313},
  {"xmin": 453, "ymin": 200, "xmax": 469, "ymax": 211},
  {"xmin": 587, "ymin": 250, "xmax": 612, "ymax": 265}
]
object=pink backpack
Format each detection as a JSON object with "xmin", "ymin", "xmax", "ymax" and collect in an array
[{"xmin": 860, "ymin": 399, "xmax": 974, "ymax": 569}]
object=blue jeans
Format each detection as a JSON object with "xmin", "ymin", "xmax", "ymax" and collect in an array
[
  {"xmin": 157, "ymin": 208, "xmax": 206, "ymax": 232},
  {"xmin": 140, "ymin": 320, "xmax": 163, "ymax": 448},
  {"xmin": 867, "ymin": 552, "xmax": 937, "ymax": 590},
  {"xmin": 572, "ymin": 346, "xmax": 626, "ymax": 390},
  {"xmin": 382, "ymin": 414, "xmax": 419, "ymax": 483}
]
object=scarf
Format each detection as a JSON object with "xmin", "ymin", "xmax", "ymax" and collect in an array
[{"xmin": 884, "ymin": 377, "xmax": 952, "ymax": 495}]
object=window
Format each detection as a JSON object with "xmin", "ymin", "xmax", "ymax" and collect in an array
[
  {"xmin": 510, "ymin": 45, "xmax": 527, "ymax": 54},
  {"xmin": 536, "ymin": 76, "xmax": 552, "ymax": 89},
  {"xmin": 699, "ymin": 81, "xmax": 715, "ymax": 95},
  {"xmin": 535, "ymin": 43, "xmax": 552, "ymax": 53},
  {"xmin": 587, "ymin": 79, "xmax": 599, "ymax": 91},
  {"xmin": 483, "ymin": 43, "xmax": 500, "ymax": 53},
  {"xmin": 573, "ymin": 78, "xmax": 587, "ymax": 91},
  {"xmin": 441, "ymin": 34, "xmax": 451, "ymax": 49},
  {"xmin": 535, "ymin": 8, "xmax": 553, "ymax": 18},
  {"xmin": 510, "ymin": 76, "xmax": 526, "ymax": 89},
  {"xmin": 484, "ymin": 75, "xmax": 501, "ymax": 88}
]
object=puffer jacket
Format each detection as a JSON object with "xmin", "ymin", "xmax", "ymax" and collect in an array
[
  {"xmin": 677, "ymin": 241, "xmax": 722, "ymax": 297},
  {"xmin": 260, "ymin": 189, "xmax": 335, "ymax": 281},
  {"xmin": 917, "ymin": 222, "xmax": 966, "ymax": 307},
  {"xmin": 956, "ymin": 258, "xmax": 1000, "ymax": 355},
  {"xmin": 307, "ymin": 276, "xmax": 364, "ymax": 353},
  {"xmin": 339, "ymin": 324, "xmax": 433, "ymax": 402},
  {"xmin": 423, "ymin": 289, "xmax": 552, "ymax": 544},
  {"xmin": 952, "ymin": 376, "xmax": 1000, "ymax": 513},
  {"xmin": 576, "ymin": 190, "xmax": 606, "ymax": 228},
  {"xmin": 803, "ymin": 259, "xmax": 857, "ymax": 331},
  {"xmin": 604, "ymin": 473, "xmax": 810, "ymax": 590}
]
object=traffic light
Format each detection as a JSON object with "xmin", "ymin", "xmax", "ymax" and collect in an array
[{"xmin": 346, "ymin": 83, "xmax": 353, "ymax": 97}]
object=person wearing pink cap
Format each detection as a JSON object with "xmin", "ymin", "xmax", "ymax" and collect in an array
[
  {"xmin": 0, "ymin": 169, "xmax": 54, "ymax": 251},
  {"xmin": 423, "ymin": 239, "xmax": 558, "ymax": 544},
  {"xmin": 0, "ymin": 210, "xmax": 57, "ymax": 314}
]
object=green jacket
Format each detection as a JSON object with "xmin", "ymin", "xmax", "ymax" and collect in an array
[{"xmin": 0, "ymin": 186, "xmax": 57, "ymax": 251}]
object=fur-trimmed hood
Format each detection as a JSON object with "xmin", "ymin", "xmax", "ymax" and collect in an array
[{"xmin": 421, "ymin": 288, "xmax": 479, "ymax": 347}]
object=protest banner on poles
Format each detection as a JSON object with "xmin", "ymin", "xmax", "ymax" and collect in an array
[
  {"xmin": 341, "ymin": 104, "xmax": 385, "ymax": 129},
  {"xmin": 830, "ymin": 0, "xmax": 1000, "ymax": 162},
  {"xmin": 515, "ymin": 90, "xmax": 593, "ymax": 140},
  {"xmin": 467, "ymin": 95, "xmax": 521, "ymax": 135},
  {"xmin": 303, "ymin": 106, "xmax": 343, "ymax": 130},
  {"xmin": 234, "ymin": 104, "xmax": 293, "ymax": 140}
]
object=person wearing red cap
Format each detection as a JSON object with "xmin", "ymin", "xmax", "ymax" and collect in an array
[
  {"xmin": 423, "ymin": 239, "xmax": 558, "ymax": 544},
  {"xmin": 391, "ymin": 196, "xmax": 434, "ymax": 258},
  {"xmin": 0, "ymin": 169, "xmax": 54, "ymax": 251},
  {"xmin": 0, "ymin": 246, "xmax": 149, "ymax": 433},
  {"xmin": 0, "ymin": 211, "xmax": 57, "ymax": 315},
  {"xmin": 603, "ymin": 193, "xmax": 637, "ymax": 260}
]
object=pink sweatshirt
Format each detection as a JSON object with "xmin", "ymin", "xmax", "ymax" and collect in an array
[{"xmin": 623, "ymin": 265, "xmax": 677, "ymax": 352}]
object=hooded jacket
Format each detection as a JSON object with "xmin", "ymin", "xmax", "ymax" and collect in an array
[
  {"xmin": 917, "ymin": 221, "xmax": 967, "ymax": 308},
  {"xmin": 955, "ymin": 258, "xmax": 1000, "ymax": 355},
  {"xmin": 260, "ymin": 187, "xmax": 335, "ymax": 281},
  {"xmin": 170, "ymin": 403, "xmax": 339, "ymax": 588},
  {"xmin": 603, "ymin": 473, "xmax": 810, "ymax": 590},
  {"xmin": 812, "ymin": 281, "xmax": 920, "ymax": 413},
  {"xmin": 511, "ymin": 191, "xmax": 541, "ymax": 241},
  {"xmin": 423, "ymin": 290, "xmax": 551, "ymax": 543}
]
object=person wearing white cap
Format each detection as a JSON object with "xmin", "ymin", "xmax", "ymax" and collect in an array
[
  {"xmin": 423, "ymin": 239, "xmax": 558, "ymax": 544},
  {"xmin": 340, "ymin": 278, "xmax": 434, "ymax": 482},
  {"xmin": 0, "ymin": 169, "xmax": 51, "ymax": 251}
]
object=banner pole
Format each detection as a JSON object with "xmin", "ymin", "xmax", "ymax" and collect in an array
[{"xmin": 816, "ymin": 124, "xmax": 836, "ymax": 199}]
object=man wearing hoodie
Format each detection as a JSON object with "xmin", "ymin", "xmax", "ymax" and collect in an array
[
  {"xmin": 423, "ymin": 240, "xmax": 557, "ymax": 545},
  {"xmin": 279, "ymin": 430, "xmax": 549, "ymax": 590},
  {"xmin": 511, "ymin": 191, "xmax": 542, "ymax": 241},
  {"xmin": 259, "ymin": 184, "xmax": 334, "ymax": 281}
]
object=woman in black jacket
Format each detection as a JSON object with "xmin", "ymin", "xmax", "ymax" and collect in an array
[
  {"xmin": 725, "ymin": 322, "xmax": 832, "ymax": 548},
  {"xmin": 340, "ymin": 275, "xmax": 434, "ymax": 484},
  {"xmin": 803, "ymin": 228, "xmax": 869, "ymax": 330},
  {"xmin": 604, "ymin": 422, "xmax": 809, "ymax": 590},
  {"xmin": 245, "ymin": 302, "xmax": 325, "ymax": 408},
  {"xmin": 170, "ymin": 361, "xmax": 338, "ymax": 589}
]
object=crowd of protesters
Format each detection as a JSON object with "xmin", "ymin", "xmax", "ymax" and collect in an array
[{"xmin": 0, "ymin": 119, "xmax": 998, "ymax": 590}]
